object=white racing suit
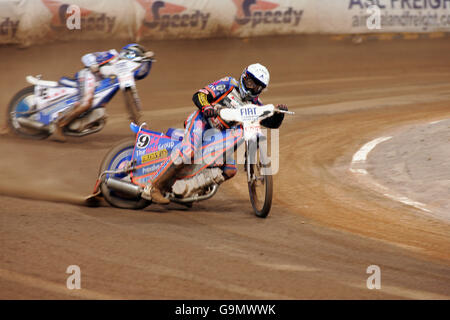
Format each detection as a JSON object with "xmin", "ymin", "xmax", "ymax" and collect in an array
[{"xmin": 55, "ymin": 49, "xmax": 119, "ymax": 135}]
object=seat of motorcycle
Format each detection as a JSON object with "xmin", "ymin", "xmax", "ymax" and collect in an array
[
  {"xmin": 59, "ymin": 77, "xmax": 78, "ymax": 88},
  {"xmin": 129, "ymin": 123, "xmax": 183, "ymax": 141},
  {"xmin": 165, "ymin": 128, "xmax": 184, "ymax": 141}
]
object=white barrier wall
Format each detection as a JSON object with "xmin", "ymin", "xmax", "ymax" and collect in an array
[
  {"xmin": 316, "ymin": 0, "xmax": 450, "ymax": 33},
  {"xmin": 1, "ymin": 0, "xmax": 449, "ymax": 44}
]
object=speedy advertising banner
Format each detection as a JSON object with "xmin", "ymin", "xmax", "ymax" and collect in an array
[
  {"xmin": 37, "ymin": 0, "xmax": 137, "ymax": 40},
  {"xmin": 134, "ymin": 0, "xmax": 224, "ymax": 39},
  {"xmin": 0, "ymin": 0, "xmax": 138, "ymax": 45},
  {"xmin": 134, "ymin": 0, "xmax": 310, "ymax": 39},
  {"xmin": 0, "ymin": 0, "xmax": 449, "ymax": 45},
  {"xmin": 229, "ymin": 0, "xmax": 311, "ymax": 36}
]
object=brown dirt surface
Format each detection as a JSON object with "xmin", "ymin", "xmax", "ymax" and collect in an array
[{"xmin": 0, "ymin": 35, "xmax": 449, "ymax": 299}]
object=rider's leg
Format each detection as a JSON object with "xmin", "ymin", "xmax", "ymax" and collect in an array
[
  {"xmin": 52, "ymin": 69, "xmax": 96, "ymax": 141},
  {"xmin": 141, "ymin": 110, "xmax": 205, "ymax": 204},
  {"xmin": 220, "ymin": 126, "xmax": 242, "ymax": 180},
  {"xmin": 171, "ymin": 125, "xmax": 242, "ymax": 197},
  {"xmin": 146, "ymin": 161, "xmax": 183, "ymax": 204},
  {"xmin": 222, "ymin": 163, "xmax": 237, "ymax": 180}
]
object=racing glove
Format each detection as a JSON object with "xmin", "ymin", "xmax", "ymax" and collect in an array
[
  {"xmin": 277, "ymin": 104, "xmax": 288, "ymax": 111},
  {"xmin": 261, "ymin": 104, "xmax": 287, "ymax": 129},
  {"xmin": 144, "ymin": 51, "xmax": 155, "ymax": 59},
  {"xmin": 202, "ymin": 105, "xmax": 216, "ymax": 118}
]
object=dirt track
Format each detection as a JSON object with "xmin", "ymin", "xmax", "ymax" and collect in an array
[{"xmin": 0, "ymin": 36, "xmax": 449, "ymax": 299}]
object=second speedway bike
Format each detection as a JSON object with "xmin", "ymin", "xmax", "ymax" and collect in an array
[
  {"xmin": 6, "ymin": 55, "xmax": 153, "ymax": 139},
  {"xmin": 87, "ymin": 104, "xmax": 293, "ymax": 218}
]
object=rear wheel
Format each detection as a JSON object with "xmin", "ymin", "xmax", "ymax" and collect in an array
[
  {"xmin": 247, "ymin": 140, "xmax": 273, "ymax": 218},
  {"xmin": 7, "ymin": 86, "xmax": 51, "ymax": 139},
  {"xmin": 99, "ymin": 139, "xmax": 150, "ymax": 209}
]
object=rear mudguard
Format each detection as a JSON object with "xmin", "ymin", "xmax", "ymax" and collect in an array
[{"xmin": 84, "ymin": 178, "xmax": 103, "ymax": 206}]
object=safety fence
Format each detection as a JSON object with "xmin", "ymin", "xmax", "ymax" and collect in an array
[{"xmin": 1, "ymin": 0, "xmax": 449, "ymax": 44}]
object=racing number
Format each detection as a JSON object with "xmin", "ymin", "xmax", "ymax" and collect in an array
[
  {"xmin": 137, "ymin": 134, "xmax": 150, "ymax": 149},
  {"xmin": 39, "ymin": 87, "xmax": 49, "ymax": 100}
]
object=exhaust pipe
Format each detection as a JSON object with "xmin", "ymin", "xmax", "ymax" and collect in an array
[
  {"xmin": 105, "ymin": 178, "xmax": 142, "ymax": 198},
  {"xmin": 17, "ymin": 118, "xmax": 48, "ymax": 131},
  {"xmin": 169, "ymin": 184, "xmax": 219, "ymax": 203}
]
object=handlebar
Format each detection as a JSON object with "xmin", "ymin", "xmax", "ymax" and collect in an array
[
  {"xmin": 219, "ymin": 104, "xmax": 295, "ymax": 124},
  {"xmin": 277, "ymin": 109, "xmax": 295, "ymax": 115}
]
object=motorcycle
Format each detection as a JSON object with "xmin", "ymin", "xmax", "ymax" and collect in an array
[
  {"xmin": 86, "ymin": 103, "xmax": 294, "ymax": 218},
  {"xmin": 6, "ymin": 55, "xmax": 153, "ymax": 139}
]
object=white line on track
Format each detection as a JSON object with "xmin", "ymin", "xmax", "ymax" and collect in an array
[
  {"xmin": 351, "ymin": 136, "xmax": 392, "ymax": 165},
  {"xmin": 383, "ymin": 194, "xmax": 432, "ymax": 213},
  {"xmin": 429, "ymin": 119, "xmax": 445, "ymax": 125},
  {"xmin": 350, "ymin": 136, "xmax": 432, "ymax": 214},
  {"xmin": 349, "ymin": 168, "xmax": 368, "ymax": 175}
]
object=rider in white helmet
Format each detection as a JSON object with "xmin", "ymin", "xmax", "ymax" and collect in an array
[{"xmin": 141, "ymin": 63, "xmax": 288, "ymax": 204}]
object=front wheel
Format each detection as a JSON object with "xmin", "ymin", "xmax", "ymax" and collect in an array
[
  {"xmin": 123, "ymin": 87, "xmax": 142, "ymax": 125},
  {"xmin": 247, "ymin": 140, "xmax": 273, "ymax": 218},
  {"xmin": 7, "ymin": 86, "xmax": 51, "ymax": 139},
  {"xmin": 99, "ymin": 139, "xmax": 150, "ymax": 210}
]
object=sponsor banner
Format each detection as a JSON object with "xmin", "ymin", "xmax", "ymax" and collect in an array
[
  {"xmin": 39, "ymin": 0, "xmax": 137, "ymax": 40},
  {"xmin": 0, "ymin": 0, "xmax": 139, "ymax": 44},
  {"xmin": 1, "ymin": 0, "xmax": 449, "ymax": 45},
  {"xmin": 0, "ymin": 0, "xmax": 51, "ymax": 45},
  {"xmin": 134, "ymin": 0, "xmax": 224, "ymax": 40},
  {"xmin": 230, "ymin": 0, "xmax": 310, "ymax": 36},
  {"xmin": 317, "ymin": 0, "xmax": 450, "ymax": 33},
  {"xmin": 0, "ymin": 1, "xmax": 21, "ymax": 44}
]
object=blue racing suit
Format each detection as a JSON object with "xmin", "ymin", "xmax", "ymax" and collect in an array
[{"xmin": 150, "ymin": 76, "xmax": 285, "ymax": 184}]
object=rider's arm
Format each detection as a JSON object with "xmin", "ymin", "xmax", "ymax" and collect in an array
[
  {"xmin": 81, "ymin": 53, "xmax": 98, "ymax": 68},
  {"xmin": 261, "ymin": 112, "xmax": 285, "ymax": 129},
  {"xmin": 81, "ymin": 50, "xmax": 119, "ymax": 72},
  {"xmin": 193, "ymin": 77, "xmax": 236, "ymax": 119},
  {"xmin": 192, "ymin": 91, "xmax": 212, "ymax": 110},
  {"xmin": 258, "ymin": 98, "xmax": 287, "ymax": 129},
  {"xmin": 193, "ymin": 91, "xmax": 216, "ymax": 118}
]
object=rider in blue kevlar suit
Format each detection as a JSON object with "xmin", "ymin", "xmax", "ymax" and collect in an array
[{"xmin": 142, "ymin": 63, "xmax": 288, "ymax": 204}]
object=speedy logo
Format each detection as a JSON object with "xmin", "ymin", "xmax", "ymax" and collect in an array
[
  {"xmin": 41, "ymin": 0, "xmax": 116, "ymax": 32},
  {"xmin": 137, "ymin": 0, "xmax": 210, "ymax": 31},
  {"xmin": 233, "ymin": 0, "xmax": 303, "ymax": 29}
]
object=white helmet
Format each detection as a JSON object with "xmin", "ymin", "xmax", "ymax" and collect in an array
[{"xmin": 239, "ymin": 63, "xmax": 270, "ymax": 100}]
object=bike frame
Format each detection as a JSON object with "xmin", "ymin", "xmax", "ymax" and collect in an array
[
  {"xmin": 18, "ymin": 59, "xmax": 148, "ymax": 126},
  {"xmin": 124, "ymin": 122, "xmax": 244, "ymax": 188},
  {"xmin": 88, "ymin": 104, "xmax": 294, "ymax": 211},
  {"xmin": 103, "ymin": 104, "xmax": 293, "ymax": 189}
]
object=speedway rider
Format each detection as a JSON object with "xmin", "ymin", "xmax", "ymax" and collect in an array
[
  {"xmin": 142, "ymin": 63, "xmax": 289, "ymax": 204},
  {"xmin": 52, "ymin": 43, "xmax": 154, "ymax": 142}
]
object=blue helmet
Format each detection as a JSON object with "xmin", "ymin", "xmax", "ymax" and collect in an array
[
  {"xmin": 119, "ymin": 43, "xmax": 147, "ymax": 61},
  {"xmin": 119, "ymin": 44, "xmax": 154, "ymax": 80}
]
